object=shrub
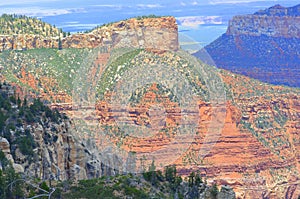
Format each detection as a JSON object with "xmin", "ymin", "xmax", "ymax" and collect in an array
[
  {"xmin": 210, "ymin": 184, "xmax": 219, "ymax": 199},
  {"xmin": 14, "ymin": 134, "xmax": 36, "ymax": 160}
]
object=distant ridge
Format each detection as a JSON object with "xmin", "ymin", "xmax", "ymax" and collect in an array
[
  {"xmin": 254, "ymin": 4, "xmax": 300, "ymax": 16},
  {"xmin": 194, "ymin": 4, "xmax": 300, "ymax": 87},
  {"xmin": 0, "ymin": 14, "xmax": 64, "ymax": 37}
]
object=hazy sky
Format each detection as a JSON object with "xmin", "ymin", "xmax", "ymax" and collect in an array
[
  {"xmin": 1, "ymin": 0, "xmax": 298, "ymax": 44},
  {"xmin": 1, "ymin": 0, "xmax": 298, "ymax": 16},
  {"xmin": 0, "ymin": 0, "xmax": 297, "ymax": 6}
]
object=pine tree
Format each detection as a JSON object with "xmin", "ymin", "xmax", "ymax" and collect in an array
[
  {"xmin": 58, "ymin": 37, "xmax": 62, "ymax": 50},
  {"xmin": 210, "ymin": 184, "xmax": 219, "ymax": 199},
  {"xmin": 188, "ymin": 172, "xmax": 195, "ymax": 187},
  {"xmin": 195, "ymin": 172, "xmax": 202, "ymax": 186}
]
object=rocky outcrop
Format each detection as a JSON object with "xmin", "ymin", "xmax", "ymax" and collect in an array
[
  {"xmin": 255, "ymin": 4, "xmax": 300, "ymax": 16},
  {"xmin": 217, "ymin": 185, "xmax": 236, "ymax": 199},
  {"xmin": 80, "ymin": 47, "xmax": 300, "ymax": 199},
  {"xmin": 0, "ymin": 138, "xmax": 10, "ymax": 154},
  {"xmin": 95, "ymin": 90, "xmax": 300, "ymax": 198},
  {"xmin": 90, "ymin": 17, "xmax": 178, "ymax": 51},
  {"xmin": 0, "ymin": 34, "xmax": 60, "ymax": 51},
  {"xmin": 183, "ymin": 71, "xmax": 300, "ymax": 199},
  {"xmin": 195, "ymin": 4, "xmax": 300, "ymax": 87},
  {"xmin": 227, "ymin": 15, "xmax": 300, "ymax": 38},
  {"xmin": 227, "ymin": 4, "xmax": 300, "ymax": 38},
  {"xmin": 0, "ymin": 83, "xmax": 126, "ymax": 182},
  {"xmin": 0, "ymin": 118, "xmax": 124, "ymax": 181},
  {"xmin": 0, "ymin": 137, "xmax": 24, "ymax": 173},
  {"xmin": 0, "ymin": 16, "xmax": 178, "ymax": 52},
  {"xmin": 73, "ymin": 66, "xmax": 299, "ymax": 199}
]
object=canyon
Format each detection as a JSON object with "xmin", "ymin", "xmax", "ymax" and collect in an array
[{"xmin": 0, "ymin": 13, "xmax": 299, "ymax": 199}]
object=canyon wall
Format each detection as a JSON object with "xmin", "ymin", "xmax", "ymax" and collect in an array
[
  {"xmin": 226, "ymin": 15, "xmax": 300, "ymax": 38},
  {"xmin": 1, "ymin": 11, "xmax": 300, "ymax": 199},
  {"xmin": 227, "ymin": 4, "xmax": 300, "ymax": 38},
  {"xmin": 94, "ymin": 81, "xmax": 300, "ymax": 199},
  {"xmin": 196, "ymin": 4, "xmax": 300, "ymax": 87}
]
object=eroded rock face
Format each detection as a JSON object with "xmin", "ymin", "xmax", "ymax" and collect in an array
[
  {"xmin": 195, "ymin": 4, "xmax": 300, "ymax": 87},
  {"xmin": 33, "ymin": 121, "xmax": 122, "ymax": 181},
  {"xmin": 0, "ymin": 138, "xmax": 10, "ymax": 154},
  {"xmin": 0, "ymin": 17, "xmax": 178, "ymax": 52},
  {"xmin": 177, "ymin": 72, "xmax": 300, "ymax": 199},
  {"xmin": 0, "ymin": 35, "xmax": 60, "ymax": 51},
  {"xmin": 91, "ymin": 17, "xmax": 178, "ymax": 51},
  {"xmin": 227, "ymin": 4, "xmax": 300, "ymax": 38},
  {"xmin": 4, "ymin": 48, "xmax": 299, "ymax": 198},
  {"xmin": 85, "ymin": 78, "xmax": 300, "ymax": 199},
  {"xmin": 227, "ymin": 15, "xmax": 300, "ymax": 38},
  {"xmin": 217, "ymin": 185, "xmax": 236, "ymax": 199},
  {"xmin": 0, "ymin": 119, "xmax": 124, "ymax": 181},
  {"xmin": 0, "ymin": 137, "xmax": 24, "ymax": 173}
]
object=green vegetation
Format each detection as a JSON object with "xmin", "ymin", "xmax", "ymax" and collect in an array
[
  {"xmin": 273, "ymin": 104, "xmax": 288, "ymax": 127},
  {"xmin": 129, "ymin": 83, "xmax": 179, "ymax": 105},
  {"xmin": 5, "ymin": 157, "xmax": 230, "ymax": 199},
  {"xmin": 0, "ymin": 158, "xmax": 24, "ymax": 199},
  {"xmin": 57, "ymin": 164, "xmax": 220, "ymax": 199},
  {"xmin": 222, "ymin": 70, "xmax": 300, "ymax": 160},
  {"xmin": 1, "ymin": 48, "xmax": 89, "ymax": 96},
  {"xmin": 255, "ymin": 115, "xmax": 273, "ymax": 130},
  {"xmin": 0, "ymin": 14, "xmax": 65, "ymax": 36},
  {"xmin": 0, "ymin": 162, "xmax": 225, "ymax": 199},
  {"xmin": 135, "ymin": 14, "xmax": 165, "ymax": 20},
  {"xmin": 97, "ymin": 49, "xmax": 210, "ymax": 103},
  {"xmin": 1, "ymin": 47, "xmax": 216, "ymax": 105},
  {"xmin": 210, "ymin": 184, "xmax": 219, "ymax": 199},
  {"xmin": 240, "ymin": 110, "xmax": 291, "ymax": 158},
  {"xmin": 0, "ymin": 156, "xmax": 55, "ymax": 199},
  {"xmin": 220, "ymin": 70, "xmax": 300, "ymax": 100},
  {"xmin": 61, "ymin": 175, "xmax": 144, "ymax": 199},
  {"xmin": 0, "ymin": 39, "xmax": 243, "ymax": 199},
  {"xmin": 0, "ymin": 82, "xmax": 65, "ymax": 161},
  {"xmin": 96, "ymin": 49, "xmax": 141, "ymax": 98},
  {"xmin": 0, "ymin": 82, "xmax": 69, "ymax": 198},
  {"xmin": 13, "ymin": 130, "xmax": 36, "ymax": 161}
]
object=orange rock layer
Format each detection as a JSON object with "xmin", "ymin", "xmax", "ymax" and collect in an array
[{"xmin": 90, "ymin": 80, "xmax": 300, "ymax": 199}]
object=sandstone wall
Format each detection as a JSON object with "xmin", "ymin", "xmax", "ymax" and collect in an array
[{"xmin": 226, "ymin": 15, "xmax": 300, "ymax": 38}]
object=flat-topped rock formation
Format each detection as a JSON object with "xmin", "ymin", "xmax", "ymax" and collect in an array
[
  {"xmin": 195, "ymin": 4, "xmax": 300, "ymax": 87},
  {"xmin": 0, "ymin": 16, "xmax": 178, "ymax": 52}
]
